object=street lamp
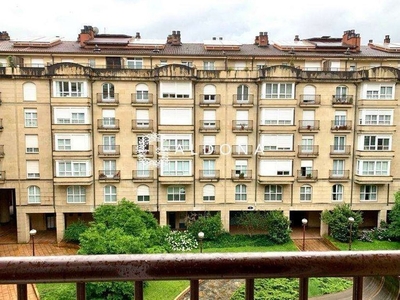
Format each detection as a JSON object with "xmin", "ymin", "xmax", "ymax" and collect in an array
[
  {"xmin": 348, "ymin": 217, "xmax": 355, "ymax": 251},
  {"xmin": 301, "ymin": 218, "xmax": 308, "ymax": 251},
  {"xmin": 29, "ymin": 229, "xmax": 37, "ymax": 256},
  {"xmin": 198, "ymin": 231, "xmax": 204, "ymax": 253}
]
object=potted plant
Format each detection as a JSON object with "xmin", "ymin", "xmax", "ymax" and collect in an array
[
  {"xmin": 239, "ymin": 172, "xmax": 245, "ymax": 179},
  {"xmin": 99, "ymin": 173, "xmax": 107, "ymax": 180}
]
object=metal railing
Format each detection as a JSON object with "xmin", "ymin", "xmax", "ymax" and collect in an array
[
  {"xmin": 2, "ymin": 251, "xmax": 400, "ymax": 300},
  {"xmin": 96, "ymin": 93, "xmax": 120, "ymax": 104}
]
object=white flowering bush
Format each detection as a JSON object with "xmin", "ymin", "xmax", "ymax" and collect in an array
[{"xmin": 166, "ymin": 230, "xmax": 198, "ymax": 252}]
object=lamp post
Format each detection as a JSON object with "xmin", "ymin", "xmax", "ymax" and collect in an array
[
  {"xmin": 29, "ymin": 229, "xmax": 37, "ymax": 256},
  {"xmin": 301, "ymin": 218, "xmax": 308, "ymax": 251},
  {"xmin": 348, "ymin": 217, "xmax": 355, "ymax": 251},
  {"xmin": 198, "ymin": 231, "xmax": 204, "ymax": 253}
]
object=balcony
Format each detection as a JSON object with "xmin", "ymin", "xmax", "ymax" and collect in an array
[
  {"xmin": 199, "ymin": 120, "xmax": 220, "ymax": 132},
  {"xmin": 98, "ymin": 145, "xmax": 120, "ymax": 158},
  {"xmin": 98, "ymin": 170, "xmax": 121, "ymax": 182},
  {"xmin": 232, "ymin": 120, "xmax": 253, "ymax": 133},
  {"xmin": 297, "ymin": 145, "xmax": 319, "ymax": 158},
  {"xmin": 231, "ymin": 145, "xmax": 253, "ymax": 158},
  {"xmin": 257, "ymin": 174, "xmax": 295, "ymax": 184},
  {"xmin": 132, "ymin": 170, "xmax": 154, "ymax": 182},
  {"xmin": 199, "ymin": 170, "xmax": 220, "ymax": 182},
  {"xmin": 131, "ymin": 93, "xmax": 154, "ymax": 106},
  {"xmin": 132, "ymin": 145, "xmax": 154, "ymax": 157},
  {"xmin": 297, "ymin": 170, "xmax": 318, "ymax": 182},
  {"xmin": 330, "ymin": 120, "xmax": 352, "ymax": 132},
  {"xmin": 199, "ymin": 94, "xmax": 221, "ymax": 107},
  {"xmin": 97, "ymin": 119, "xmax": 120, "ymax": 132},
  {"xmin": 231, "ymin": 170, "xmax": 252, "ymax": 181},
  {"xmin": 53, "ymin": 176, "xmax": 93, "ymax": 186},
  {"xmin": 298, "ymin": 120, "xmax": 320, "ymax": 132},
  {"xmin": 329, "ymin": 170, "xmax": 350, "ymax": 182},
  {"xmin": 232, "ymin": 94, "xmax": 254, "ymax": 107},
  {"xmin": 332, "ymin": 94, "xmax": 353, "ymax": 106},
  {"xmin": 1, "ymin": 252, "xmax": 400, "ymax": 300},
  {"xmin": 354, "ymin": 174, "xmax": 393, "ymax": 184},
  {"xmin": 0, "ymin": 145, "xmax": 4, "ymax": 157},
  {"xmin": 199, "ymin": 145, "xmax": 220, "ymax": 157},
  {"xmin": 299, "ymin": 94, "xmax": 321, "ymax": 107},
  {"xmin": 96, "ymin": 93, "xmax": 119, "ymax": 106},
  {"xmin": 131, "ymin": 119, "xmax": 154, "ymax": 132},
  {"xmin": 330, "ymin": 145, "xmax": 351, "ymax": 157}
]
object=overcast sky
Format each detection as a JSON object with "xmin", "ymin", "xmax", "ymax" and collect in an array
[{"xmin": 1, "ymin": 0, "xmax": 399, "ymax": 45}]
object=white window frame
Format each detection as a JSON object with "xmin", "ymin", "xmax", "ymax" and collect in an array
[
  {"xmin": 56, "ymin": 161, "xmax": 90, "ymax": 177},
  {"xmin": 160, "ymin": 134, "xmax": 192, "ymax": 152},
  {"xmin": 160, "ymin": 81, "xmax": 192, "ymax": 99},
  {"xmin": 102, "ymin": 83, "xmax": 115, "ymax": 100},
  {"xmin": 362, "ymin": 83, "xmax": 395, "ymax": 100},
  {"xmin": 137, "ymin": 185, "xmax": 150, "ymax": 202},
  {"xmin": 300, "ymin": 185, "xmax": 312, "ymax": 201},
  {"xmin": 332, "ymin": 184, "xmax": 343, "ymax": 201},
  {"xmin": 53, "ymin": 107, "xmax": 89, "ymax": 124},
  {"xmin": 25, "ymin": 135, "xmax": 39, "ymax": 153},
  {"xmin": 126, "ymin": 58, "xmax": 143, "ymax": 69},
  {"xmin": 203, "ymin": 184, "xmax": 215, "ymax": 201},
  {"xmin": 261, "ymin": 134, "xmax": 293, "ymax": 151},
  {"xmin": 23, "ymin": 82, "xmax": 37, "ymax": 101},
  {"xmin": 67, "ymin": 186, "xmax": 86, "ymax": 203},
  {"xmin": 24, "ymin": 109, "xmax": 38, "ymax": 127},
  {"xmin": 27, "ymin": 160, "xmax": 40, "ymax": 178},
  {"xmin": 261, "ymin": 108, "xmax": 294, "ymax": 125},
  {"xmin": 167, "ymin": 186, "xmax": 186, "ymax": 202},
  {"xmin": 104, "ymin": 185, "xmax": 117, "ymax": 203},
  {"xmin": 360, "ymin": 185, "xmax": 377, "ymax": 201},
  {"xmin": 359, "ymin": 134, "xmax": 391, "ymax": 151},
  {"xmin": 359, "ymin": 109, "xmax": 393, "ymax": 125},
  {"xmin": 161, "ymin": 160, "xmax": 191, "ymax": 176},
  {"xmin": 235, "ymin": 184, "xmax": 247, "ymax": 201},
  {"xmin": 136, "ymin": 84, "xmax": 149, "ymax": 101},
  {"xmin": 259, "ymin": 160, "xmax": 292, "ymax": 176},
  {"xmin": 263, "ymin": 83, "xmax": 294, "ymax": 99},
  {"xmin": 55, "ymin": 134, "xmax": 90, "ymax": 151},
  {"xmin": 203, "ymin": 61, "xmax": 215, "ymax": 70},
  {"xmin": 356, "ymin": 160, "xmax": 390, "ymax": 176},
  {"xmin": 264, "ymin": 185, "xmax": 282, "ymax": 201},
  {"xmin": 28, "ymin": 186, "xmax": 41, "ymax": 204},
  {"xmin": 53, "ymin": 80, "xmax": 87, "ymax": 97}
]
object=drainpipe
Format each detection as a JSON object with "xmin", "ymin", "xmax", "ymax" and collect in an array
[
  {"xmin": 350, "ymin": 82, "xmax": 358, "ymax": 206},
  {"xmin": 254, "ymin": 81, "xmax": 260, "ymax": 210},
  {"xmin": 90, "ymin": 80, "xmax": 96, "ymax": 209}
]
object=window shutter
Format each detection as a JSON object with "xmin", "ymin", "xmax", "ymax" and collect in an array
[
  {"xmin": 136, "ymin": 109, "xmax": 149, "ymax": 119},
  {"xmin": 102, "ymin": 109, "xmax": 115, "ymax": 118},
  {"xmin": 203, "ymin": 110, "xmax": 216, "ymax": 120},
  {"xmin": 160, "ymin": 108, "xmax": 192, "ymax": 125},
  {"xmin": 27, "ymin": 161, "xmax": 39, "ymax": 176},
  {"xmin": 236, "ymin": 110, "xmax": 248, "ymax": 120},
  {"xmin": 25, "ymin": 135, "xmax": 38, "ymax": 148},
  {"xmin": 203, "ymin": 185, "xmax": 215, "ymax": 196},
  {"xmin": 23, "ymin": 83, "xmax": 37, "ymax": 101},
  {"xmin": 203, "ymin": 84, "xmax": 216, "ymax": 94},
  {"xmin": 203, "ymin": 135, "xmax": 215, "ymax": 145},
  {"xmin": 137, "ymin": 185, "xmax": 150, "ymax": 196}
]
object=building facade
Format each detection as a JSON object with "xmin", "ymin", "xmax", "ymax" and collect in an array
[{"xmin": 0, "ymin": 26, "xmax": 399, "ymax": 242}]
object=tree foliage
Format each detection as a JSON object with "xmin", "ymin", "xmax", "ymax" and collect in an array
[
  {"xmin": 321, "ymin": 204, "xmax": 363, "ymax": 242},
  {"xmin": 387, "ymin": 192, "xmax": 400, "ymax": 241},
  {"xmin": 63, "ymin": 219, "xmax": 88, "ymax": 243},
  {"xmin": 234, "ymin": 211, "xmax": 266, "ymax": 236},
  {"xmin": 185, "ymin": 212, "xmax": 224, "ymax": 240}
]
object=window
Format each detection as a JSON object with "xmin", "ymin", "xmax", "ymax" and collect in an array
[
  {"xmin": 203, "ymin": 184, "xmax": 215, "ymax": 201},
  {"xmin": 304, "ymin": 61, "xmax": 320, "ymax": 71},
  {"xmin": 26, "ymin": 160, "xmax": 39, "ymax": 178},
  {"xmin": 300, "ymin": 160, "xmax": 313, "ymax": 177},
  {"xmin": 160, "ymin": 108, "xmax": 192, "ymax": 125},
  {"xmin": 203, "ymin": 84, "xmax": 216, "ymax": 102},
  {"xmin": 28, "ymin": 186, "xmax": 40, "ymax": 204},
  {"xmin": 360, "ymin": 185, "xmax": 377, "ymax": 201},
  {"xmin": 137, "ymin": 185, "xmax": 150, "ymax": 202},
  {"xmin": 362, "ymin": 83, "xmax": 394, "ymax": 100},
  {"xmin": 24, "ymin": 109, "xmax": 37, "ymax": 127},
  {"xmin": 203, "ymin": 160, "xmax": 216, "ymax": 177},
  {"xmin": 259, "ymin": 160, "xmax": 292, "ymax": 176},
  {"xmin": 102, "ymin": 83, "xmax": 115, "ymax": 100},
  {"xmin": 136, "ymin": 84, "xmax": 149, "ymax": 101},
  {"xmin": 23, "ymin": 82, "xmax": 37, "ymax": 101},
  {"xmin": 360, "ymin": 135, "xmax": 391, "ymax": 151},
  {"xmin": 88, "ymin": 59, "xmax": 95, "ymax": 68},
  {"xmin": 237, "ymin": 85, "xmax": 249, "ymax": 101},
  {"xmin": 56, "ymin": 161, "xmax": 90, "ymax": 177},
  {"xmin": 264, "ymin": 83, "xmax": 294, "ymax": 99},
  {"xmin": 235, "ymin": 184, "xmax": 247, "ymax": 201},
  {"xmin": 161, "ymin": 160, "xmax": 191, "ymax": 176},
  {"xmin": 31, "ymin": 58, "xmax": 44, "ymax": 68},
  {"xmin": 357, "ymin": 160, "xmax": 390, "ymax": 176},
  {"xmin": 53, "ymin": 107, "xmax": 89, "ymax": 124},
  {"xmin": 203, "ymin": 61, "xmax": 215, "ymax": 70},
  {"xmin": 332, "ymin": 160, "xmax": 345, "ymax": 177},
  {"xmin": 334, "ymin": 111, "xmax": 347, "ymax": 126},
  {"xmin": 67, "ymin": 186, "xmax": 86, "ymax": 203},
  {"xmin": 261, "ymin": 108, "xmax": 294, "ymax": 125},
  {"xmin": 101, "ymin": 109, "xmax": 116, "ymax": 127},
  {"xmin": 234, "ymin": 160, "xmax": 248, "ymax": 177},
  {"xmin": 301, "ymin": 136, "xmax": 314, "ymax": 153},
  {"xmin": 106, "ymin": 57, "xmax": 122, "ymax": 69},
  {"xmin": 359, "ymin": 109, "xmax": 393, "ymax": 125},
  {"xmin": 181, "ymin": 61, "xmax": 193, "ymax": 67},
  {"xmin": 332, "ymin": 184, "xmax": 343, "ymax": 201},
  {"xmin": 126, "ymin": 58, "xmax": 143, "ymax": 69},
  {"xmin": 264, "ymin": 185, "xmax": 282, "ymax": 201},
  {"xmin": 136, "ymin": 109, "xmax": 150, "ymax": 128},
  {"xmin": 137, "ymin": 160, "xmax": 150, "ymax": 177},
  {"xmin": 335, "ymin": 86, "xmax": 348, "ymax": 101},
  {"xmin": 161, "ymin": 134, "xmax": 192, "ymax": 151},
  {"xmin": 55, "ymin": 134, "xmax": 90, "ymax": 151},
  {"xmin": 300, "ymin": 185, "xmax": 312, "ymax": 201},
  {"xmin": 25, "ymin": 135, "xmax": 39, "ymax": 153},
  {"xmin": 203, "ymin": 110, "xmax": 216, "ymax": 128},
  {"xmin": 103, "ymin": 160, "xmax": 117, "ymax": 177},
  {"xmin": 261, "ymin": 134, "xmax": 293, "ymax": 151},
  {"xmin": 54, "ymin": 80, "xmax": 86, "ymax": 97},
  {"xmin": 167, "ymin": 186, "xmax": 185, "ymax": 202},
  {"xmin": 102, "ymin": 135, "xmax": 116, "ymax": 152},
  {"xmin": 160, "ymin": 81, "xmax": 192, "ymax": 98},
  {"xmin": 333, "ymin": 136, "xmax": 346, "ymax": 152},
  {"xmin": 104, "ymin": 185, "xmax": 117, "ymax": 203}
]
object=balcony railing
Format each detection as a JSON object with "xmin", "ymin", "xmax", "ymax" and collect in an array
[
  {"xmin": 232, "ymin": 120, "xmax": 253, "ymax": 132},
  {"xmin": 199, "ymin": 145, "xmax": 220, "ymax": 157},
  {"xmin": 199, "ymin": 120, "xmax": 220, "ymax": 132},
  {"xmin": 131, "ymin": 119, "xmax": 154, "ymax": 132},
  {"xmin": 330, "ymin": 145, "xmax": 351, "ymax": 156},
  {"xmin": 199, "ymin": 169, "xmax": 220, "ymax": 181},
  {"xmin": 329, "ymin": 170, "xmax": 350, "ymax": 180},
  {"xmin": 332, "ymin": 94, "xmax": 354, "ymax": 105},
  {"xmin": 297, "ymin": 145, "xmax": 319, "ymax": 157},
  {"xmin": 98, "ymin": 170, "xmax": 121, "ymax": 181},
  {"xmin": 231, "ymin": 170, "xmax": 252, "ymax": 181},
  {"xmin": 96, "ymin": 93, "xmax": 120, "ymax": 105},
  {"xmin": 132, "ymin": 170, "xmax": 154, "ymax": 181},
  {"xmin": 98, "ymin": 145, "xmax": 120, "ymax": 157},
  {"xmin": 231, "ymin": 145, "xmax": 253, "ymax": 157},
  {"xmin": 232, "ymin": 94, "xmax": 254, "ymax": 106},
  {"xmin": 299, "ymin": 94, "xmax": 321, "ymax": 106},
  {"xmin": 298, "ymin": 120, "xmax": 320, "ymax": 132},
  {"xmin": 132, "ymin": 145, "xmax": 154, "ymax": 157},
  {"xmin": 199, "ymin": 94, "xmax": 221, "ymax": 106},
  {"xmin": 97, "ymin": 119, "xmax": 120, "ymax": 131},
  {"xmin": 297, "ymin": 169, "xmax": 318, "ymax": 181},
  {"xmin": 131, "ymin": 93, "xmax": 154, "ymax": 106},
  {"xmin": 3, "ymin": 251, "xmax": 400, "ymax": 300},
  {"xmin": 331, "ymin": 120, "xmax": 352, "ymax": 131}
]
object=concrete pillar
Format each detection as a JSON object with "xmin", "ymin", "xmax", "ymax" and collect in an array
[
  {"xmin": 17, "ymin": 212, "xmax": 30, "ymax": 243},
  {"xmin": 0, "ymin": 199, "xmax": 10, "ymax": 223},
  {"xmin": 159, "ymin": 209, "xmax": 167, "ymax": 227},
  {"xmin": 320, "ymin": 220, "xmax": 329, "ymax": 236},
  {"xmin": 378, "ymin": 210, "xmax": 388, "ymax": 226},
  {"xmin": 56, "ymin": 212, "xmax": 65, "ymax": 243},
  {"xmin": 220, "ymin": 209, "xmax": 229, "ymax": 232}
]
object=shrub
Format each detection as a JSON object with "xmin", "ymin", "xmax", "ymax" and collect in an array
[
  {"xmin": 387, "ymin": 192, "xmax": 400, "ymax": 241},
  {"xmin": 166, "ymin": 230, "xmax": 198, "ymax": 252},
  {"xmin": 234, "ymin": 211, "xmax": 267, "ymax": 236},
  {"xmin": 185, "ymin": 212, "xmax": 224, "ymax": 240},
  {"xmin": 358, "ymin": 229, "xmax": 374, "ymax": 242},
  {"xmin": 63, "ymin": 220, "xmax": 88, "ymax": 243},
  {"xmin": 265, "ymin": 211, "xmax": 291, "ymax": 244}
]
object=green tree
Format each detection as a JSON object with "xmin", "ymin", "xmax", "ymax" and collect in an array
[
  {"xmin": 185, "ymin": 212, "xmax": 224, "ymax": 240},
  {"xmin": 264, "ymin": 211, "xmax": 291, "ymax": 244},
  {"xmin": 235, "ymin": 211, "xmax": 266, "ymax": 236},
  {"xmin": 321, "ymin": 204, "xmax": 363, "ymax": 242},
  {"xmin": 387, "ymin": 191, "xmax": 400, "ymax": 241},
  {"xmin": 78, "ymin": 199, "xmax": 170, "ymax": 299},
  {"xmin": 63, "ymin": 220, "xmax": 88, "ymax": 243}
]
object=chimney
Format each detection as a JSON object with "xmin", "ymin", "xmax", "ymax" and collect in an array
[
  {"xmin": 135, "ymin": 32, "xmax": 141, "ymax": 39},
  {"xmin": 170, "ymin": 30, "xmax": 181, "ymax": 46},
  {"xmin": 384, "ymin": 35, "xmax": 390, "ymax": 44},
  {"xmin": 294, "ymin": 35, "xmax": 300, "ymax": 42},
  {"xmin": 0, "ymin": 31, "xmax": 10, "ymax": 41},
  {"xmin": 77, "ymin": 25, "xmax": 95, "ymax": 48},
  {"xmin": 368, "ymin": 39, "xmax": 374, "ymax": 46},
  {"xmin": 255, "ymin": 31, "xmax": 269, "ymax": 47},
  {"xmin": 342, "ymin": 29, "xmax": 360, "ymax": 52}
]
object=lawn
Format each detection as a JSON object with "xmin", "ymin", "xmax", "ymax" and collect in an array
[{"xmin": 325, "ymin": 235, "xmax": 400, "ymax": 251}]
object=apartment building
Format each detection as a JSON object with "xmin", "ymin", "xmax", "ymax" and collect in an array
[{"xmin": 0, "ymin": 26, "xmax": 399, "ymax": 242}]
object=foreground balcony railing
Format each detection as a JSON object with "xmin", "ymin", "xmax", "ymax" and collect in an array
[{"xmin": 1, "ymin": 251, "xmax": 400, "ymax": 300}]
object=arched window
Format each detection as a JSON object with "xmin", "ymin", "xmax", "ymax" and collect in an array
[
  {"xmin": 300, "ymin": 185, "xmax": 312, "ymax": 201},
  {"xmin": 203, "ymin": 184, "xmax": 215, "ymax": 201},
  {"xmin": 136, "ymin": 83, "xmax": 149, "ymax": 101},
  {"xmin": 102, "ymin": 83, "xmax": 115, "ymax": 100},
  {"xmin": 303, "ymin": 85, "xmax": 316, "ymax": 103},
  {"xmin": 104, "ymin": 185, "xmax": 117, "ymax": 203},
  {"xmin": 332, "ymin": 184, "xmax": 343, "ymax": 201},
  {"xmin": 28, "ymin": 186, "xmax": 40, "ymax": 204},
  {"xmin": 66, "ymin": 186, "xmax": 86, "ymax": 203},
  {"xmin": 23, "ymin": 82, "xmax": 37, "ymax": 101},
  {"xmin": 237, "ymin": 85, "xmax": 249, "ymax": 101},
  {"xmin": 137, "ymin": 185, "xmax": 150, "ymax": 202},
  {"xmin": 235, "ymin": 184, "xmax": 247, "ymax": 201},
  {"xmin": 335, "ymin": 86, "xmax": 349, "ymax": 103},
  {"xmin": 203, "ymin": 84, "xmax": 217, "ymax": 102},
  {"xmin": 264, "ymin": 185, "xmax": 282, "ymax": 201}
]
